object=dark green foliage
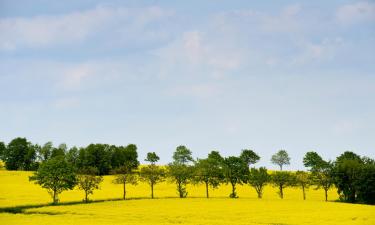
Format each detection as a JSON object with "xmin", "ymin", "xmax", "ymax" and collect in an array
[
  {"xmin": 77, "ymin": 144, "xmax": 113, "ymax": 175},
  {"xmin": 145, "ymin": 152, "xmax": 160, "ymax": 164},
  {"xmin": 355, "ymin": 162, "xmax": 375, "ymax": 204},
  {"xmin": 248, "ymin": 167, "xmax": 270, "ymax": 198},
  {"xmin": 168, "ymin": 145, "xmax": 194, "ymax": 198},
  {"xmin": 51, "ymin": 143, "xmax": 67, "ymax": 159},
  {"xmin": 4, "ymin": 137, "xmax": 37, "ymax": 170},
  {"xmin": 66, "ymin": 147, "xmax": 79, "ymax": 166},
  {"xmin": 271, "ymin": 171, "xmax": 296, "ymax": 199},
  {"xmin": 0, "ymin": 141, "xmax": 5, "ymax": 160},
  {"xmin": 311, "ymin": 161, "xmax": 333, "ymax": 201},
  {"xmin": 140, "ymin": 152, "xmax": 165, "ymax": 198},
  {"xmin": 240, "ymin": 149, "xmax": 260, "ymax": 167},
  {"xmin": 38, "ymin": 142, "xmax": 53, "ymax": 161},
  {"xmin": 303, "ymin": 151, "xmax": 325, "ymax": 170},
  {"xmin": 193, "ymin": 151, "xmax": 224, "ymax": 198},
  {"xmin": 333, "ymin": 151, "xmax": 363, "ymax": 203},
  {"xmin": 223, "ymin": 156, "xmax": 248, "ymax": 198},
  {"xmin": 29, "ymin": 157, "xmax": 77, "ymax": 204},
  {"xmin": 77, "ymin": 167, "xmax": 103, "ymax": 203},
  {"xmin": 271, "ymin": 150, "xmax": 290, "ymax": 170}
]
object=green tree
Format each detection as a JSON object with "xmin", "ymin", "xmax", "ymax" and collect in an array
[
  {"xmin": 51, "ymin": 143, "xmax": 67, "ymax": 158},
  {"xmin": 29, "ymin": 156, "xmax": 77, "ymax": 204},
  {"xmin": 223, "ymin": 156, "xmax": 248, "ymax": 198},
  {"xmin": 296, "ymin": 171, "xmax": 310, "ymax": 200},
  {"xmin": 333, "ymin": 151, "xmax": 363, "ymax": 203},
  {"xmin": 140, "ymin": 152, "xmax": 165, "ymax": 198},
  {"xmin": 355, "ymin": 160, "xmax": 375, "ymax": 204},
  {"xmin": 38, "ymin": 142, "xmax": 53, "ymax": 161},
  {"xmin": 240, "ymin": 149, "xmax": 260, "ymax": 167},
  {"xmin": 78, "ymin": 144, "xmax": 113, "ymax": 175},
  {"xmin": 312, "ymin": 161, "xmax": 333, "ymax": 202},
  {"xmin": 303, "ymin": 151, "xmax": 324, "ymax": 170},
  {"xmin": 77, "ymin": 167, "xmax": 103, "ymax": 203},
  {"xmin": 271, "ymin": 150, "xmax": 290, "ymax": 170},
  {"xmin": 0, "ymin": 141, "xmax": 6, "ymax": 161},
  {"xmin": 4, "ymin": 137, "xmax": 36, "ymax": 170},
  {"xmin": 271, "ymin": 171, "xmax": 296, "ymax": 199},
  {"xmin": 248, "ymin": 167, "xmax": 270, "ymax": 198},
  {"xmin": 168, "ymin": 145, "xmax": 194, "ymax": 198},
  {"xmin": 193, "ymin": 151, "xmax": 224, "ymax": 198},
  {"xmin": 66, "ymin": 146, "xmax": 79, "ymax": 166},
  {"xmin": 111, "ymin": 144, "xmax": 139, "ymax": 200}
]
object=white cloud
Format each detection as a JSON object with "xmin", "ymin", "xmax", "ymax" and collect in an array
[
  {"xmin": 336, "ymin": 1, "xmax": 375, "ymax": 25},
  {"xmin": 0, "ymin": 6, "xmax": 173, "ymax": 50}
]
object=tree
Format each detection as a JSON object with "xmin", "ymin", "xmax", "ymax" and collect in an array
[
  {"xmin": 111, "ymin": 144, "xmax": 139, "ymax": 200},
  {"xmin": 271, "ymin": 171, "xmax": 296, "ymax": 199},
  {"xmin": 355, "ymin": 161, "xmax": 375, "ymax": 204},
  {"xmin": 303, "ymin": 151, "xmax": 324, "ymax": 170},
  {"xmin": 145, "ymin": 152, "xmax": 160, "ymax": 164},
  {"xmin": 223, "ymin": 156, "xmax": 248, "ymax": 198},
  {"xmin": 168, "ymin": 145, "xmax": 194, "ymax": 198},
  {"xmin": 140, "ymin": 152, "xmax": 165, "ymax": 198},
  {"xmin": 0, "ymin": 141, "xmax": 6, "ymax": 161},
  {"xmin": 66, "ymin": 146, "xmax": 79, "ymax": 166},
  {"xmin": 4, "ymin": 137, "xmax": 36, "ymax": 170},
  {"xmin": 173, "ymin": 145, "xmax": 194, "ymax": 164},
  {"xmin": 240, "ymin": 149, "xmax": 260, "ymax": 167},
  {"xmin": 38, "ymin": 142, "xmax": 53, "ymax": 162},
  {"xmin": 333, "ymin": 151, "xmax": 363, "ymax": 203},
  {"xmin": 78, "ymin": 144, "xmax": 113, "ymax": 175},
  {"xmin": 296, "ymin": 171, "xmax": 310, "ymax": 200},
  {"xmin": 29, "ymin": 156, "xmax": 77, "ymax": 204},
  {"xmin": 248, "ymin": 167, "xmax": 270, "ymax": 198},
  {"xmin": 51, "ymin": 143, "xmax": 67, "ymax": 158},
  {"xmin": 77, "ymin": 167, "xmax": 103, "ymax": 203},
  {"xmin": 193, "ymin": 151, "xmax": 224, "ymax": 198},
  {"xmin": 271, "ymin": 150, "xmax": 290, "ymax": 170},
  {"xmin": 312, "ymin": 161, "xmax": 333, "ymax": 202}
]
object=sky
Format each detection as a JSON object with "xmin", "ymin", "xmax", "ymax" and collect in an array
[{"xmin": 0, "ymin": 0, "xmax": 374, "ymax": 169}]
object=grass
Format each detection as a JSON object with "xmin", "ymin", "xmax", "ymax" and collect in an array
[{"xmin": 0, "ymin": 170, "xmax": 374, "ymax": 225}]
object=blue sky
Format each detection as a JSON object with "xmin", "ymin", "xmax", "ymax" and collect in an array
[{"xmin": 0, "ymin": 0, "xmax": 374, "ymax": 169}]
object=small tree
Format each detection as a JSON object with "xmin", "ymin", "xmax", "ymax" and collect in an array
[
  {"xmin": 140, "ymin": 152, "xmax": 165, "ymax": 199},
  {"xmin": 168, "ymin": 145, "xmax": 194, "ymax": 198},
  {"xmin": 271, "ymin": 150, "xmax": 290, "ymax": 171},
  {"xmin": 193, "ymin": 151, "xmax": 224, "ymax": 198},
  {"xmin": 248, "ymin": 167, "xmax": 270, "ymax": 198},
  {"xmin": 113, "ymin": 166, "xmax": 138, "ymax": 200},
  {"xmin": 77, "ymin": 167, "xmax": 103, "ymax": 203},
  {"xmin": 296, "ymin": 171, "xmax": 310, "ymax": 200},
  {"xmin": 312, "ymin": 162, "xmax": 333, "ymax": 202},
  {"xmin": 29, "ymin": 157, "xmax": 77, "ymax": 204},
  {"xmin": 271, "ymin": 171, "xmax": 296, "ymax": 199},
  {"xmin": 303, "ymin": 151, "xmax": 324, "ymax": 170},
  {"xmin": 223, "ymin": 156, "xmax": 248, "ymax": 198}
]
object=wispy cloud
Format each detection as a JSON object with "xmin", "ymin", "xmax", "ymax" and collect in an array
[{"xmin": 336, "ymin": 1, "xmax": 375, "ymax": 25}]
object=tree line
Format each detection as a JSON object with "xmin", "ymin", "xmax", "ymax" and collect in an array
[{"xmin": 0, "ymin": 137, "xmax": 374, "ymax": 205}]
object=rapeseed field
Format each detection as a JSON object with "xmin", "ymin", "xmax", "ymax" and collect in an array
[{"xmin": 0, "ymin": 170, "xmax": 374, "ymax": 225}]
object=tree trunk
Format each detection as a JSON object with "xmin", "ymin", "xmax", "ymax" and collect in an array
[
  {"xmin": 205, "ymin": 181, "xmax": 209, "ymax": 198},
  {"xmin": 178, "ymin": 182, "xmax": 183, "ymax": 198},
  {"xmin": 231, "ymin": 182, "xmax": 236, "ymax": 198},
  {"xmin": 85, "ymin": 190, "xmax": 88, "ymax": 203},
  {"xmin": 302, "ymin": 186, "xmax": 306, "ymax": 200},
  {"xmin": 123, "ymin": 181, "xmax": 126, "ymax": 200},
  {"xmin": 53, "ymin": 190, "xmax": 57, "ymax": 204},
  {"xmin": 325, "ymin": 189, "xmax": 328, "ymax": 202},
  {"xmin": 151, "ymin": 183, "xmax": 154, "ymax": 199},
  {"xmin": 280, "ymin": 165, "xmax": 283, "ymax": 171},
  {"xmin": 279, "ymin": 184, "xmax": 284, "ymax": 199}
]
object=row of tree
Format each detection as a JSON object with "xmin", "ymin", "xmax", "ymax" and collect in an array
[{"xmin": 1, "ymin": 137, "xmax": 374, "ymax": 204}]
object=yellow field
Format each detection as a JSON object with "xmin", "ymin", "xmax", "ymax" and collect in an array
[{"xmin": 0, "ymin": 170, "xmax": 374, "ymax": 225}]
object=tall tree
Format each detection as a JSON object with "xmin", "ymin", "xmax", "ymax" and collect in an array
[
  {"xmin": 223, "ymin": 156, "xmax": 248, "ymax": 198},
  {"xmin": 240, "ymin": 149, "xmax": 260, "ymax": 167},
  {"xmin": 4, "ymin": 137, "xmax": 36, "ymax": 170},
  {"xmin": 271, "ymin": 150, "xmax": 290, "ymax": 170},
  {"xmin": 296, "ymin": 171, "xmax": 311, "ymax": 200},
  {"xmin": 77, "ymin": 167, "xmax": 103, "ymax": 203},
  {"xmin": 112, "ymin": 144, "xmax": 139, "ymax": 200},
  {"xmin": 248, "ymin": 167, "xmax": 270, "ymax": 198},
  {"xmin": 78, "ymin": 144, "xmax": 113, "ymax": 175},
  {"xmin": 168, "ymin": 145, "xmax": 194, "ymax": 198},
  {"xmin": 333, "ymin": 151, "xmax": 363, "ymax": 203},
  {"xmin": 193, "ymin": 151, "xmax": 224, "ymax": 198},
  {"xmin": 29, "ymin": 156, "xmax": 77, "ymax": 204},
  {"xmin": 140, "ymin": 152, "xmax": 165, "ymax": 199},
  {"xmin": 271, "ymin": 171, "xmax": 296, "ymax": 199},
  {"xmin": 37, "ymin": 142, "xmax": 53, "ymax": 162},
  {"xmin": 51, "ymin": 143, "xmax": 67, "ymax": 158}
]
